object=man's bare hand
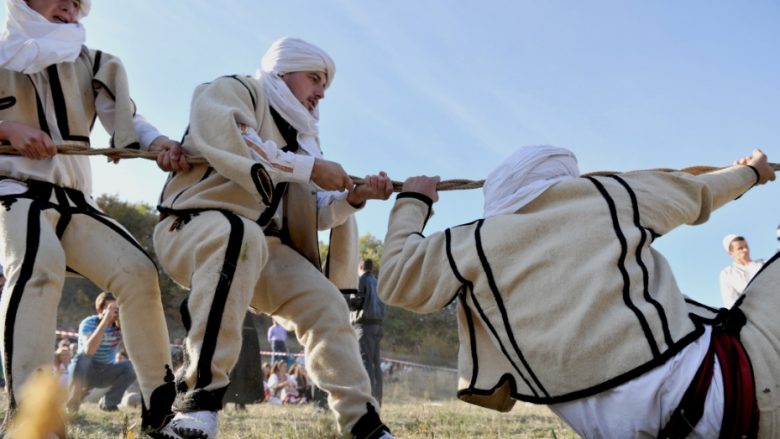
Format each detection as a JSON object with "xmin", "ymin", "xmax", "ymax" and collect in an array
[
  {"xmin": 311, "ymin": 158, "xmax": 353, "ymax": 192},
  {"xmin": 0, "ymin": 121, "xmax": 57, "ymax": 160},
  {"xmin": 346, "ymin": 172, "xmax": 393, "ymax": 206},
  {"xmin": 151, "ymin": 136, "xmax": 191, "ymax": 172},
  {"xmin": 735, "ymin": 148, "xmax": 775, "ymax": 185},
  {"xmin": 402, "ymin": 175, "xmax": 440, "ymax": 203}
]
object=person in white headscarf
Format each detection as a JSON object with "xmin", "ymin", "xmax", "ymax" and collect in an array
[
  {"xmin": 154, "ymin": 37, "xmax": 394, "ymax": 439},
  {"xmin": 0, "ymin": 1, "xmax": 183, "ymax": 437},
  {"xmin": 720, "ymin": 234, "xmax": 764, "ymax": 308},
  {"xmin": 379, "ymin": 146, "xmax": 779, "ymax": 438},
  {"xmin": 482, "ymin": 145, "xmax": 579, "ymax": 218}
]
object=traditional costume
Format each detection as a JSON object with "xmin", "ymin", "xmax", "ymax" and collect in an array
[
  {"xmin": 154, "ymin": 37, "xmax": 391, "ymax": 438},
  {"xmin": 0, "ymin": 0, "xmax": 176, "ymax": 435},
  {"xmin": 379, "ymin": 145, "xmax": 777, "ymax": 438}
]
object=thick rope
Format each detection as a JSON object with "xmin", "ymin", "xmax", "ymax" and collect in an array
[{"xmin": 0, "ymin": 143, "xmax": 777, "ymax": 192}]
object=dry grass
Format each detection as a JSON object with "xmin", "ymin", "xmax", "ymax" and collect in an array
[{"xmin": 2, "ymin": 368, "xmax": 578, "ymax": 438}]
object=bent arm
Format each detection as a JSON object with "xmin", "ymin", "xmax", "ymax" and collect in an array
[
  {"xmin": 82, "ymin": 318, "xmax": 111, "ymax": 357},
  {"xmin": 187, "ymin": 77, "xmax": 312, "ymax": 205},
  {"xmin": 378, "ymin": 194, "xmax": 463, "ymax": 313}
]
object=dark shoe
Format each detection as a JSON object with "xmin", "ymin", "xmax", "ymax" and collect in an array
[
  {"xmin": 99, "ymin": 404, "xmax": 119, "ymax": 412},
  {"xmin": 351, "ymin": 403, "xmax": 394, "ymax": 439},
  {"xmin": 142, "ymin": 365, "xmax": 177, "ymax": 434}
]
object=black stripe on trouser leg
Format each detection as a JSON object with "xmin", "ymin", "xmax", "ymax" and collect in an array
[
  {"xmin": 3, "ymin": 201, "xmax": 43, "ymax": 409},
  {"xmin": 180, "ymin": 297, "xmax": 192, "ymax": 333},
  {"xmin": 195, "ymin": 212, "xmax": 244, "ymax": 389},
  {"xmin": 52, "ymin": 186, "xmax": 71, "ymax": 238}
]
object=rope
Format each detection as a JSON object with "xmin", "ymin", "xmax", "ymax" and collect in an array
[{"xmin": 1, "ymin": 143, "xmax": 777, "ymax": 192}]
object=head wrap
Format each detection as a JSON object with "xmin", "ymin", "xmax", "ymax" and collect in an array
[
  {"xmin": 256, "ymin": 37, "xmax": 335, "ymax": 157},
  {"xmin": 0, "ymin": 0, "xmax": 90, "ymax": 74},
  {"xmin": 483, "ymin": 145, "xmax": 579, "ymax": 218},
  {"xmin": 722, "ymin": 234, "xmax": 739, "ymax": 253}
]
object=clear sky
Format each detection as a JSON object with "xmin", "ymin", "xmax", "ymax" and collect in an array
[{"xmin": 3, "ymin": 1, "xmax": 777, "ymax": 307}]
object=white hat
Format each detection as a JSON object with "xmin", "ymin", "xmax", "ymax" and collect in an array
[{"xmin": 722, "ymin": 234, "xmax": 739, "ymax": 252}]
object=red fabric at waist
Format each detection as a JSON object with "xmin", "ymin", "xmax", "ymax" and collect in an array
[
  {"xmin": 658, "ymin": 328, "xmax": 759, "ymax": 439},
  {"xmin": 713, "ymin": 328, "xmax": 759, "ymax": 439}
]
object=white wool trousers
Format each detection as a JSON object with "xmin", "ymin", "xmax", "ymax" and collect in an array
[
  {"xmin": 0, "ymin": 186, "xmax": 173, "ymax": 411},
  {"xmin": 155, "ymin": 210, "xmax": 376, "ymax": 432}
]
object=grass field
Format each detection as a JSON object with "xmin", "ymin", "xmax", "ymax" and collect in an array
[{"xmin": 5, "ymin": 368, "xmax": 578, "ymax": 438}]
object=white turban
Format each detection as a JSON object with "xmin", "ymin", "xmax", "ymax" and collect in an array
[
  {"xmin": 256, "ymin": 37, "xmax": 335, "ymax": 157},
  {"xmin": 483, "ymin": 145, "xmax": 579, "ymax": 218},
  {"xmin": 0, "ymin": 0, "xmax": 90, "ymax": 74},
  {"xmin": 722, "ymin": 234, "xmax": 739, "ymax": 252}
]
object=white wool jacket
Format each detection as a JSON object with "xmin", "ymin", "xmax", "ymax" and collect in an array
[
  {"xmin": 379, "ymin": 165, "xmax": 759, "ymax": 411},
  {"xmin": 159, "ymin": 74, "xmax": 358, "ymax": 274},
  {"xmin": 0, "ymin": 47, "xmax": 140, "ymax": 192}
]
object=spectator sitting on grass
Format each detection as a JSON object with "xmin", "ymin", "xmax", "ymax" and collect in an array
[
  {"xmin": 267, "ymin": 360, "xmax": 304, "ymax": 405},
  {"xmin": 53, "ymin": 346, "xmax": 71, "ymax": 388},
  {"xmin": 289, "ymin": 363, "xmax": 311, "ymax": 403}
]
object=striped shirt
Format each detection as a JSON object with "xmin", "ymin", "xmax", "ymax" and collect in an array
[{"xmin": 77, "ymin": 315, "xmax": 122, "ymax": 364}]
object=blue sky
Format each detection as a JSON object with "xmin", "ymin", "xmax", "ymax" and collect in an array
[{"xmin": 4, "ymin": 1, "xmax": 777, "ymax": 306}]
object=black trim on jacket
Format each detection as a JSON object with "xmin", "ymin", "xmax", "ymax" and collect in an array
[
  {"xmin": 586, "ymin": 176, "xmax": 660, "ymax": 357},
  {"xmin": 610, "ymin": 175, "xmax": 674, "ymax": 347},
  {"xmin": 474, "ymin": 220, "xmax": 549, "ymax": 397}
]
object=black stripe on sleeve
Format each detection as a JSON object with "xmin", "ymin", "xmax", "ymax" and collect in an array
[{"xmin": 397, "ymin": 192, "xmax": 433, "ymax": 230}]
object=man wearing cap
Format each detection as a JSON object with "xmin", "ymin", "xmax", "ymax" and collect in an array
[
  {"xmin": 379, "ymin": 147, "xmax": 778, "ymax": 437},
  {"xmin": 720, "ymin": 235, "xmax": 764, "ymax": 308},
  {"xmin": 0, "ymin": 1, "xmax": 181, "ymax": 437},
  {"xmin": 154, "ymin": 37, "xmax": 394, "ymax": 438}
]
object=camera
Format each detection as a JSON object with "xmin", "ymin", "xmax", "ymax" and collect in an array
[{"xmin": 342, "ymin": 291, "xmax": 364, "ymax": 312}]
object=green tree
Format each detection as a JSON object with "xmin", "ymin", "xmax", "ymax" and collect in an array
[{"xmin": 358, "ymin": 233, "xmax": 383, "ymax": 270}]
